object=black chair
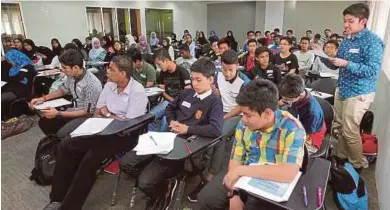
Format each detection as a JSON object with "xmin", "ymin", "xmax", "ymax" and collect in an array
[
  {"xmin": 307, "ymin": 78, "xmax": 337, "ymax": 104},
  {"xmin": 310, "ymin": 96, "xmax": 335, "ymax": 159}
]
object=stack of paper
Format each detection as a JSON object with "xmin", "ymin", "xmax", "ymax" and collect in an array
[
  {"xmin": 34, "ymin": 98, "xmax": 72, "ymax": 110},
  {"xmin": 133, "ymin": 132, "xmax": 176, "ymax": 155},
  {"xmin": 234, "ymin": 171, "xmax": 302, "ymax": 202},
  {"xmin": 310, "ymin": 50, "xmax": 328, "ymax": 59},
  {"xmin": 70, "ymin": 118, "xmax": 113, "ymax": 138}
]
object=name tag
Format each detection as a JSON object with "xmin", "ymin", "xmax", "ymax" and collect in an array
[
  {"xmin": 181, "ymin": 101, "xmax": 191, "ymax": 108},
  {"xmin": 349, "ymin": 48, "xmax": 360, "ymax": 53},
  {"xmin": 140, "ymin": 74, "xmax": 146, "ymax": 78},
  {"xmin": 266, "ymin": 70, "xmax": 273, "ymax": 74},
  {"xmin": 184, "ymin": 79, "xmax": 191, "ymax": 85},
  {"xmin": 286, "ymin": 61, "xmax": 291, "ymax": 64}
]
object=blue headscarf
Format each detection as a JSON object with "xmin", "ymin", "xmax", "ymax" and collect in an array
[{"xmin": 4, "ymin": 49, "xmax": 34, "ymax": 84}]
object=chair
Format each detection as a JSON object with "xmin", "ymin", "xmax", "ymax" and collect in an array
[
  {"xmin": 310, "ymin": 96, "xmax": 335, "ymax": 159},
  {"xmin": 307, "ymin": 78, "xmax": 337, "ymax": 104}
]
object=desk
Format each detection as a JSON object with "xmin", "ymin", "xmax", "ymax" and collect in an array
[
  {"xmin": 248, "ymin": 158, "xmax": 330, "ymax": 210},
  {"xmin": 86, "ymin": 61, "xmax": 109, "ymax": 66},
  {"xmin": 306, "ymin": 88, "xmax": 333, "ymax": 99},
  {"xmin": 36, "ymin": 69, "xmax": 62, "ymax": 77}
]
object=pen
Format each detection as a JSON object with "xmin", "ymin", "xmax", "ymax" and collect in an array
[
  {"xmin": 317, "ymin": 187, "xmax": 322, "ymax": 207},
  {"xmin": 302, "ymin": 186, "xmax": 308, "ymax": 207},
  {"xmin": 183, "ymin": 139, "xmax": 192, "ymax": 154},
  {"xmin": 149, "ymin": 136, "xmax": 157, "ymax": 146}
]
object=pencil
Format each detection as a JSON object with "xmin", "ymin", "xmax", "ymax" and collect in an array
[{"xmin": 183, "ymin": 139, "xmax": 192, "ymax": 154}]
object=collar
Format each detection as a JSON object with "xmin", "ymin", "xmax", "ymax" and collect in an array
[
  {"xmin": 74, "ymin": 69, "xmax": 87, "ymax": 82},
  {"xmin": 293, "ymin": 90, "xmax": 311, "ymax": 109},
  {"xmin": 110, "ymin": 78, "xmax": 133, "ymax": 95},
  {"xmin": 193, "ymin": 89, "xmax": 212, "ymax": 100},
  {"xmin": 349, "ymin": 28, "xmax": 368, "ymax": 40},
  {"xmin": 226, "ymin": 72, "xmax": 239, "ymax": 84}
]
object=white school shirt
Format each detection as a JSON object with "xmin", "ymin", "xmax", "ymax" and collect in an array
[{"xmin": 216, "ymin": 73, "xmax": 246, "ymax": 113}]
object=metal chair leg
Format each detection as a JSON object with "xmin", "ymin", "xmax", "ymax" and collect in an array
[
  {"xmin": 111, "ymin": 168, "xmax": 121, "ymax": 206},
  {"xmin": 129, "ymin": 180, "xmax": 138, "ymax": 209}
]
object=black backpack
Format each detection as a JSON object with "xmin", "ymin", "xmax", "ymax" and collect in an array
[{"xmin": 29, "ymin": 134, "xmax": 61, "ymax": 185}]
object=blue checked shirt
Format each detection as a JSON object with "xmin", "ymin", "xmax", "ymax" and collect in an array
[{"xmin": 337, "ymin": 28, "xmax": 384, "ymax": 99}]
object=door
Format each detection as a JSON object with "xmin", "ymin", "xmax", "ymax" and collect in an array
[{"xmin": 145, "ymin": 9, "xmax": 173, "ymax": 41}]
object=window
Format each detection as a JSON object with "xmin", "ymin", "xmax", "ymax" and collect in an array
[
  {"xmin": 1, "ymin": 3, "xmax": 25, "ymax": 54},
  {"xmin": 86, "ymin": 7, "xmax": 103, "ymax": 39}
]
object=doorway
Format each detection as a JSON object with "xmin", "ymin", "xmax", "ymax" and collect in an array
[{"xmin": 145, "ymin": 9, "xmax": 173, "ymax": 41}]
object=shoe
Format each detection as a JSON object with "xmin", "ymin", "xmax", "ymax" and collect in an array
[
  {"xmin": 42, "ymin": 202, "xmax": 61, "ymax": 210},
  {"xmin": 160, "ymin": 178, "xmax": 178, "ymax": 210},
  {"xmin": 187, "ymin": 180, "xmax": 208, "ymax": 203}
]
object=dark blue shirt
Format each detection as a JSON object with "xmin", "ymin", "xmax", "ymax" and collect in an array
[{"xmin": 337, "ymin": 28, "xmax": 384, "ymax": 99}]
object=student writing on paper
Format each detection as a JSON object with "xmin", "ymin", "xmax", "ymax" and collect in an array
[
  {"xmin": 30, "ymin": 49, "xmax": 102, "ymax": 135},
  {"xmin": 197, "ymin": 79, "xmax": 305, "ymax": 210},
  {"xmin": 131, "ymin": 49, "xmax": 157, "ymax": 88},
  {"xmin": 187, "ymin": 50, "xmax": 250, "ymax": 202},
  {"xmin": 135, "ymin": 58, "xmax": 223, "ymax": 209},
  {"xmin": 42, "ymin": 55, "xmax": 148, "ymax": 210},
  {"xmin": 278, "ymin": 74, "xmax": 326, "ymax": 153}
]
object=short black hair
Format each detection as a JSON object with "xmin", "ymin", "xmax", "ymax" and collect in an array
[
  {"xmin": 178, "ymin": 44, "xmax": 190, "ymax": 52},
  {"xmin": 343, "ymin": 3, "xmax": 370, "ymax": 20},
  {"xmin": 59, "ymin": 49, "xmax": 84, "ymax": 69},
  {"xmin": 186, "ymin": 33, "xmax": 192, "ymax": 38},
  {"xmin": 286, "ymin": 29, "xmax": 293, "ymax": 34},
  {"xmin": 257, "ymin": 38, "xmax": 268, "ymax": 47},
  {"xmin": 265, "ymin": 31, "xmax": 270, "ymax": 35},
  {"xmin": 236, "ymin": 79, "xmax": 279, "ymax": 114},
  {"xmin": 63, "ymin": 43, "xmax": 78, "ymax": 51},
  {"xmin": 274, "ymin": 28, "xmax": 280, "ymax": 33},
  {"xmin": 278, "ymin": 73, "xmax": 305, "ymax": 98},
  {"xmin": 111, "ymin": 55, "xmax": 133, "ymax": 79},
  {"xmin": 280, "ymin": 37, "xmax": 292, "ymax": 45},
  {"xmin": 306, "ymin": 29, "xmax": 312, "ymax": 33},
  {"xmin": 190, "ymin": 57, "xmax": 216, "ymax": 78},
  {"xmin": 209, "ymin": 37, "xmax": 219, "ymax": 44},
  {"xmin": 255, "ymin": 47, "xmax": 271, "ymax": 58},
  {"xmin": 221, "ymin": 49, "xmax": 238, "ymax": 65},
  {"xmin": 247, "ymin": 39, "xmax": 257, "ymax": 45},
  {"xmin": 217, "ymin": 38, "xmax": 231, "ymax": 47},
  {"xmin": 324, "ymin": 29, "xmax": 331, "ymax": 33},
  {"xmin": 300, "ymin": 37, "xmax": 311, "ymax": 42},
  {"xmin": 325, "ymin": 40, "xmax": 340, "ymax": 49},
  {"xmin": 255, "ymin": 31, "xmax": 262, "ymax": 35},
  {"xmin": 330, "ymin": 33, "xmax": 339, "ymax": 39},
  {"xmin": 154, "ymin": 49, "xmax": 172, "ymax": 61},
  {"xmin": 247, "ymin": 31, "xmax": 255, "ymax": 36},
  {"xmin": 131, "ymin": 49, "xmax": 143, "ymax": 62},
  {"xmin": 71, "ymin": 38, "xmax": 83, "ymax": 49},
  {"xmin": 314, "ymin": 34, "xmax": 321, "ymax": 39}
]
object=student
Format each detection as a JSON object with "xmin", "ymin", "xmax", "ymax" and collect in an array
[
  {"xmin": 208, "ymin": 30, "xmax": 219, "ymax": 42},
  {"xmin": 162, "ymin": 37, "xmax": 175, "ymax": 60},
  {"xmin": 88, "ymin": 38, "xmax": 107, "ymax": 62},
  {"xmin": 312, "ymin": 34, "xmax": 323, "ymax": 48},
  {"xmin": 213, "ymin": 38, "xmax": 231, "ymax": 68},
  {"xmin": 311, "ymin": 40, "xmax": 340, "ymax": 79},
  {"xmin": 306, "ymin": 29, "xmax": 313, "ymax": 41},
  {"xmin": 286, "ymin": 29, "xmax": 297, "ymax": 47},
  {"xmin": 149, "ymin": 31, "xmax": 160, "ymax": 48},
  {"xmin": 226, "ymin": 30, "xmax": 238, "ymax": 52},
  {"xmin": 322, "ymin": 29, "xmax": 332, "ymax": 43},
  {"xmin": 255, "ymin": 31, "xmax": 262, "ymax": 40},
  {"xmin": 268, "ymin": 35, "xmax": 281, "ymax": 55},
  {"xmin": 185, "ymin": 33, "xmax": 197, "ymax": 58},
  {"xmin": 139, "ymin": 58, "xmax": 224, "ymax": 209},
  {"xmin": 273, "ymin": 28, "xmax": 280, "ymax": 36},
  {"xmin": 329, "ymin": 3, "xmax": 384, "ymax": 171},
  {"xmin": 238, "ymin": 39, "xmax": 256, "ymax": 73},
  {"xmin": 257, "ymin": 38, "xmax": 268, "ymax": 48},
  {"xmin": 273, "ymin": 37, "xmax": 299, "ymax": 75},
  {"xmin": 30, "ymin": 49, "xmax": 102, "ymax": 135},
  {"xmin": 170, "ymin": 33, "xmax": 178, "ymax": 48},
  {"xmin": 131, "ymin": 49, "xmax": 156, "ymax": 87},
  {"xmin": 175, "ymin": 44, "xmax": 197, "ymax": 73},
  {"xmin": 242, "ymin": 31, "xmax": 255, "ymax": 52},
  {"xmin": 42, "ymin": 55, "xmax": 148, "ymax": 210},
  {"xmin": 197, "ymin": 79, "xmax": 305, "ymax": 209},
  {"xmin": 197, "ymin": 31, "xmax": 209, "ymax": 46},
  {"xmin": 83, "ymin": 37, "xmax": 92, "ymax": 54},
  {"xmin": 265, "ymin": 31, "xmax": 273, "ymax": 45},
  {"xmin": 51, "ymin": 38, "xmax": 63, "ymax": 57},
  {"xmin": 11, "ymin": 38, "xmax": 23, "ymax": 51},
  {"xmin": 72, "ymin": 38, "xmax": 89, "ymax": 61},
  {"xmin": 112, "ymin": 41, "xmax": 124, "ymax": 56},
  {"xmin": 137, "ymin": 35, "xmax": 152, "ymax": 54},
  {"xmin": 203, "ymin": 37, "xmax": 220, "ymax": 62},
  {"xmin": 248, "ymin": 47, "xmax": 282, "ymax": 84},
  {"xmin": 148, "ymin": 49, "xmax": 192, "ymax": 132},
  {"xmin": 294, "ymin": 37, "xmax": 315, "ymax": 78},
  {"xmin": 278, "ymin": 74, "xmax": 326, "ymax": 153}
]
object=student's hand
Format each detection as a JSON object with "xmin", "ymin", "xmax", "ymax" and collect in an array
[
  {"xmin": 277, "ymin": 99, "xmax": 285, "ymax": 107},
  {"xmin": 170, "ymin": 122, "xmax": 188, "ymax": 134},
  {"xmin": 328, "ymin": 57, "xmax": 349, "ymax": 67},
  {"xmin": 30, "ymin": 97, "xmax": 45, "ymax": 107},
  {"xmin": 223, "ymin": 169, "xmax": 240, "ymax": 191},
  {"xmin": 159, "ymin": 84, "xmax": 165, "ymax": 90},
  {"xmin": 169, "ymin": 120, "xmax": 179, "ymax": 127},
  {"xmin": 40, "ymin": 107, "xmax": 59, "ymax": 119},
  {"xmin": 229, "ymin": 196, "xmax": 244, "ymax": 210}
]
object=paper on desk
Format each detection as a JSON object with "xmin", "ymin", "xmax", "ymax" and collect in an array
[
  {"xmin": 37, "ymin": 69, "xmax": 62, "ymax": 77},
  {"xmin": 34, "ymin": 98, "xmax": 72, "ymax": 110},
  {"xmin": 70, "ymin": 118, "xmax": 113, "ymax": 138},
  {"xmin": 310, "ymin": 50, "xmax": 328, "ymax": 59},
  {"xmin": 133, "ymin": 132, "xmax": 176, "ymax": 155},
  {"xmin": 145, "ymin": 87, "xmax": 165, "ymax": 97},
  {"xmin": 305, "ymin": 88, "xmax": 333, "ymax": 99},
  {"xmin": 1, "ymin": 81, "xmax": 7, "ymax": 87}
]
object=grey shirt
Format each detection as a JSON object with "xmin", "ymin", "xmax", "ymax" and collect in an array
[
  {"xmin": 96, "ymin": 78, "xmax": 148, "ymax": 119},
  {"xmin": 59, "ymin": 70, "xmax": 102, "ymax": 115}
]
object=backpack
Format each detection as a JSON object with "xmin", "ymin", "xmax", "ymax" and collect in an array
[
  {"xmin": 329, "ymin": 157, "xmax": 368, "ymax": 210},
  {"xmin": 1, "ymin": 115, "xmax": 34, "ymax": 140},
  {"xmin": 29, "ymin": 135, "xmax": 61, "ymax": 185}
]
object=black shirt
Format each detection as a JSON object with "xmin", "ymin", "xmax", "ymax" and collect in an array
[
  {"xmin": 247, "ymin": 64, "xmax": 282, "ymax": 85},
  {"xmin": 159, "ymin": 64, "xmax": 191, "ymax": 98},
  {"xmin": 273, "ymin": 53, "xmax": 299, "ymax": 74}
]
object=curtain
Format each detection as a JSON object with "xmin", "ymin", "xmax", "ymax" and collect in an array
[{"xmin": 367, "ymin": 1, "xmax": 390, "ymax": 40}]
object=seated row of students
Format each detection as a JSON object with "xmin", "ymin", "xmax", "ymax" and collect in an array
[{"xmin": 39, "ymin": 50, "xmax": 148, "ymax": 210}]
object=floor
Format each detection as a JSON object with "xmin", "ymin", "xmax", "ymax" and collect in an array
[{"xmin": 1, "ymin": 117, "xmax": 380, "ymax": 210}]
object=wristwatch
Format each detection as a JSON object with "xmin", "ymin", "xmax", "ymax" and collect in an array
[
  {"xmin": 105, "ymin": 112, "xmax": 111, "ymax": 118},
  {"xmin": 57, "ymin": 111, "xmax": 62, "ymax": 118}
]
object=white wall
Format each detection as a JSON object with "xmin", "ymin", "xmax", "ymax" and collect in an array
[
  {"xmin": 265, "ymin": 1, "xmax": 285, "ymax": 33},
  {"xmin": 18, "ymin": 1, "xmax": 207, "ymax": 47},
  {"xmin": 255, "ymin": 1, "xmax": 266, "ymax": 32}
]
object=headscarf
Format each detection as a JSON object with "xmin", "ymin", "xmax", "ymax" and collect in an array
[
  {"xmin": 21, "ymin": 39, "xmax": 38, "ymax": 60},
  {"xmin": 150, "ymin": 32, "xmax": 159, "ymax": 46},
  {"xmin": 226, "ymin": 30, "xmax": 236, "ymax": 43},
  {"xmin": 162, "ymin": 38, "xmax": 171, "ymax": 51},
  {"xmin": 71, "ymin": 38, "xmax": 83, "ymax": 49},
  {"xmin": 102, "ymin": 35, "xmax": 113, "ymax": 50},
  {"xmin": 197, "ymin": 31, "xmax": 208, "ymax": 45},
  {"xmin": 89, "ymin": 37, "xmax": 106, "ymax": 61},
  {"xmin": 126, "ymin": 34, "xmax": 136, "ymax": 49},
  {"xmin": 51, "ymin": 38, "xmax": 63, "ymax": 56},
  {"xmin": 4, "ymin": 49, "xmax": 34, "ymax": 84},
  {"xmin": 37, "ymin": 46, "xmax": 56, "ymax": 65},
  {"xmin": 209, "ymin": 30, "xmax": 219, "ymax": 42}
]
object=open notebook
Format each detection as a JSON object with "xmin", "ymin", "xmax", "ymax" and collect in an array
[
  {"xmin": 34, "ymin": 98, "xmax": 72, "ymax": 110},
  {"xmin": 133, "ymin": 132, "xmax": 176, "ymax": 155},
  {"xmin": 70, "ymin": 118, "xmax": 114, "ymax": 138},
  {"xmin": 234, "ymin": 164, "xmax": 302, "ymax": 203}
]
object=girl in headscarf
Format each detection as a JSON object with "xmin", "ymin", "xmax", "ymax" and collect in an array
[
  {"xmin": 125, "ymin": 34, "xmax": 137, "ymax": 51},
  {"xmin": 226, "ymin": 30, "xmax": 238, "ymax": 52},
  {"xmin": 22, "ymin": 39, "xmax": 39, "ymax": 62},
  {"xmin": 72, "ymin": 38, "xmax": 88, "ymax": 60},
  {"xmin": 51, "ymin": 38, "xmax": 63, "ymax": 57},
  {"xmin": 197, "ymin": 31, "xmax": 208, "ymax": 45},
  {"xmin": 149, "ymin": 32, "xmax": 159, "ymax": 48},
  {"xmin": 88, "ymin": 37, "xmax": 107, "ymax": 62},
  {"xmin": 208, "ymin": 30, "xmax": 219, "ymax": 42},
  {"xmin": 137, "ymin": 35, "xmax": 151, "ymax": 54},
  {"xmin": 161, "ymin": 38, "xmax": 175, "ymax": 60},
  {"xmin": 101, "ymin": 35, "xmax": 115, "ymax": 60},
  {"xmin": 37, "ymin": 46, "xmax": 56, "ymax": 66}
]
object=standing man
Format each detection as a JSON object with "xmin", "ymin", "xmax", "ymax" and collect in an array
[{"xmin": 329, "ymin": 3, "xmax": 384, "ymax": 172}]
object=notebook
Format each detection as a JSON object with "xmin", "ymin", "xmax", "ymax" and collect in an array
[
  {"xmin": 234, "ymin": 164, "xmax": 302, "ymax": 203},
  {"xmin": 1, "ymin": 81, "xmax": 7, "ymax": 87},
  {"xmin": 34, "ymin": 98, "xmax": 72, "ymax": 110},
  {"xmin": 145, "ymin": 87, "xmax": 165, "ymax": 97},
  {"xmin": 70, "ymin": 118, "xmax": 113, "ymax": 138},
  {"xmin": 133, "ymin": 132, "xmax": 176, "ymax": 155}
]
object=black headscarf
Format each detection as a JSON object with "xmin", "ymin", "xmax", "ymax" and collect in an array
[
  {"xmin": 71, "ymin": 38, "xmax": 83, "ymax": 49},
  {"xmin": 37, "ymin": 46, "xmax": 56, "ymax": 65},
  {"xmin": 197, "ymin": 31, "xmax": 208, "ymax": 45},
  {"xmin": 51, "ymin": 38, "xmax": 63, "ymax": 56},
  {"xmin": 162, "ymin": 38, "xmax": 171, "ymax": 51},
  {"xmin": 226, "ymin": 30, "xmax": 236, "ymax": 43},
  {"xmin": 102, "ymin": 35, "xmax": 113, "ymax": 50},
  {"xmin": 21, "ymin": 39, "xmax": 38, "ymax": 60}
]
